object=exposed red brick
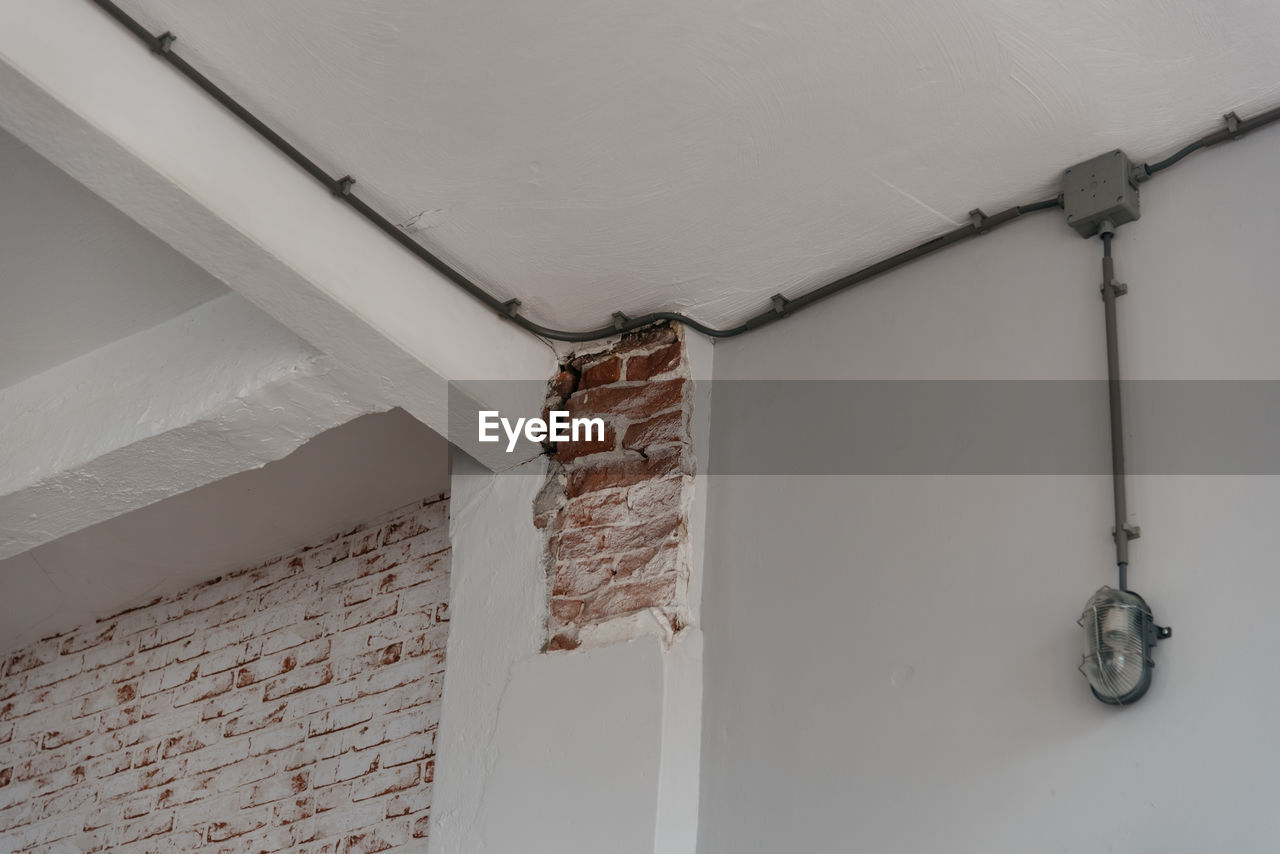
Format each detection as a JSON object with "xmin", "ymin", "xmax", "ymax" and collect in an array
[
  {"xmin": 616, "ymin": 324, "xmax": 677, "ymax": 353},
  {"xmin": 623, "ymin": 408, "xmax": 686, "ymax": 450},
  {"xmin": 566, "ymin": 377, "xmax": 686, "ymax": 423},
  {"xmin": 626, "ymin": 341, "xmax": 682, "ymax": 380},
  {"xmin": 550, "ymin": 369, "xmax": 578, "ymax": 399},
  {"xmin": 577, "ymin": 354, "xmax": 622, "ymax": 388},
  {"xmin": 583, "ymin": 576, "xmax": 679, "ymax": 623},
  {"xmin": 546, "ymin": 632, "xmax": 581, "ymax": 652},
  {"xmin": 554, "ymin": 424, "xmax": 617, "ymax": 463},
  {"xmin": 566, "ymin": 447, "xmax": 689, "ymax": 497},
  {"xmin": 550, "ymin": 599, "xmax": 585, "ymax": 624},
  {"xmin": 538, "ymin": 323, "xmax": 693, "ymax": 648},
  {"xmin": 614, "ymin": 541, "xmax": 681, "ymax": 580},
  {"xmin": 551, "ymin": 514, "xmax": 680, "ymax": 561}
]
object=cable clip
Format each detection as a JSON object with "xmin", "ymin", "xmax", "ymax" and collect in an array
[
  {"xmin": 968, "ymin": 208, "xmax": 989, "ymax": 233},
  {"xmin": 770, "ymin": 294, "xmax": 791, "ymax": 317},
  {"xmin": 611, "ymin": 311, "xmax": 630, "ymax": 331},
  {"xmin": 151, "ymin": 31, "xmax": 176, "ymax": 54},
  {"xmin": 1224, "ymin": 111, "xmax": 1243, "ymax": 140},
  {"xmin": 500, "ymin": 299, "xmax": 522, "ymax": 319},
  {"xmin": 1113, "ymin": 523, "xmax": 1141, "ymax": 541},
  {"xmin": 1100, "ymin": 279, "xmax": 1129, "ymax": 300},
  {"xmin": 332, "ymin": 175, "xmax": 356, "ymax": 197}
]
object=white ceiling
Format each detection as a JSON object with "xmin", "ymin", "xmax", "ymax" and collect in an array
[
  {"xmin": 0, "ymin": 408, "xmax": 451, "ymax": 655},
  {"xmin": 0, "ymin": 127, "xmax": 227, "ymax": 388},
  {"xmin": 112, "ymin": 0, "xmax": 1280, "ymax": 330}
]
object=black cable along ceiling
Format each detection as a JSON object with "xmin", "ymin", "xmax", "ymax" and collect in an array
[{"xmin": 88, "ymin": 0, "xmax": 1280, "ymax": 344}]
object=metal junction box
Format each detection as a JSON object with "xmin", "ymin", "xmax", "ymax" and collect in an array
[{"xmin": 1063, "ymin": 149, "xmax": 1140, "ymax": 237}]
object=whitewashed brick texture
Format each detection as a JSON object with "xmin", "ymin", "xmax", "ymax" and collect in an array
[{"xmin": 0, "ymin": 495, "xmax": 449, "ymax": 853}]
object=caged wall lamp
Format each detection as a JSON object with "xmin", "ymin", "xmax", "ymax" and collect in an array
[{"xmin": 1062, "ymin": 154, "xmax": 1171, "ymax": 706}]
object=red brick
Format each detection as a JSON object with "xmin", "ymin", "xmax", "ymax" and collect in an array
[
  {"xmin": 549, "ymin": 599, "xmax": 585, "ymax": 624},
  {"xmin": 551, "ymin": 513, "xmax": 681, "ymax": 562},
  {"xmin": 550, "ymin": 555, "xmax": 614, "ymax": 598},
  {"xmin": 566, "ymin": 377, "xmax": 685, "ymax": 423},
  {"xmin": 616, "ymin": 323, "xmax": 677, "ymax": 353},
  {"xmin": 566, "ymin": 447, "xmax": 690, "ymax": 497},
  {"xmin": 554, "ymin": 424, "xmax": 618, "ymax": 462},
  {"xmin": 549, "ymin": 369, "xmax": 578, "ymax": 399},
  {"xmin": 583, "ymin": 575, "xmax": 680, "ymax": 622},
  {"xmin": 614, "ymin": 541, "xmax": 681, "ymax": 580},
  {"xmin": 626, "ymin": 341, "xmax": 682, "ymax": 380},
  {"xmin": 546, "ymin": 632, "xmax": 581, "ymax": 652},
  {"xmin": 623, "ymin": 408, "xmax": 686, "ymax": 450},
  {"xmin": 576, "ymin": 354, "xmax": 622, "ymax": 388}
]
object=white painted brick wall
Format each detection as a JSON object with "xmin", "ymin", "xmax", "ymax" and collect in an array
[{"xmin": 0, "ymin": 495, "xmax": 449, "ymax": 853}]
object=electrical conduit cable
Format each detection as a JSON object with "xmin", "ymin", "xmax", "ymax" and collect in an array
[{"xmin": 86, "ymin": 0, "xmax": 1280, "ymax": 344}]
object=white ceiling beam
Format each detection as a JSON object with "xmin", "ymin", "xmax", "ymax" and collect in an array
[
  {"xmin": 0, "ymin": 0, "xmax": 554, "ymax": 471},
  {"xmin": 0, "ymin": 293, "xmax": 384, "ymax": 560}
]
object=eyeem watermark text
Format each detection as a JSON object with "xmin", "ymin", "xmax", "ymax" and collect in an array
[{"xmin": 479, "ymin": 411, "xmax": 606, "ymax": 452}]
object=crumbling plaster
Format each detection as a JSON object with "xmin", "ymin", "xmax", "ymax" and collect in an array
[{"xmin": 0, "ymin": 293, "xmax": 386, "ymax": 559}]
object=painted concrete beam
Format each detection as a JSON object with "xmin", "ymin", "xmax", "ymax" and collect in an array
[
  {"xmin": 0, "ymin": 293, "xmax": 384, "ymax": 560},
  {"xmin": 0, "ymin": 0, "xmax": 554, "ymax": 471}
]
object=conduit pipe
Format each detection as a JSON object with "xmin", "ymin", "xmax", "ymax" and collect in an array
[
  {"xmin": 1099, "ymin": 226, "xmax": 1134, "ymax": 590},
  {"xmin": 87, "ymin": 0, "xmax": 1280, "ymax": 344}
]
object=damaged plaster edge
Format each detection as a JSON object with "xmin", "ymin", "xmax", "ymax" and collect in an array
[
  {"xmin": 0, "ymin": 346, "xmax": 386, "ymax": 560},
  {"xmin": 0, "ymin": 292, "xmax": 325, "ymax": 493},
  {"xmin": 577, "ymin": 607, "xmax": 677, "ymax": 650},
  {"xmin": 431, "ymin": 452, "xmax": 548, "ymax": 854}
]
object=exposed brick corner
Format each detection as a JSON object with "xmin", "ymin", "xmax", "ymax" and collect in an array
[{"xmin": 536, "ymin": 322, "xmax": 695, "ymax": 652}]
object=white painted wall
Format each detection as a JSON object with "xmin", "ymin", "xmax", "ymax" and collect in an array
[
  {"xmin": 699, "ymin": 127, "xmax": 1280, "ymax": 852},
  {"xmin": 435, "ymin": 452, "xmax": 705, "ymax": 854}
]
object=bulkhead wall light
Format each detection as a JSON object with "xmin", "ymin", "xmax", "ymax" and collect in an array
[
  {"xmin": 1079, "ymin": 586, "xmax": 1171, "ymax": 705},
  {"xmin": 1061, "ymin": 178, "xmax": 1172, "ymax": 707}
]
